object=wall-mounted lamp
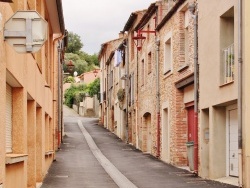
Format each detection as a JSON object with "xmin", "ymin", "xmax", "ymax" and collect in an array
[
  {"xmin": 132, "ymin": 34, "xmax": 146, "ymax": 51},
  {"xmin": 66, "ymin": 60, "xmax": 74, "ymax": 72},
  {"xmin": 93, "ymin": 69, "xmax": 98, "ymax": 77}
]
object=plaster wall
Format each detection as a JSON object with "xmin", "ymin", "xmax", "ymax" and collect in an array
[
  {"xmin": 0, "ymin": 1, "xmax": 62, "ymax": 187},
  {"xmin": 199, "ymin": 0, "xmax": 238, "ymax": 109},
  {"xmin": 198, "ymin": 0, "xmax": 239, "ymax": 181},
  {"xmin": 243, "ymin": 0, "xmax": 250, "ymax": 186}
]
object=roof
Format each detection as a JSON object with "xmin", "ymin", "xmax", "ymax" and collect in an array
[
  {"xmin": 134, "ymin": 3, "xmax": 158, "ymax": 31},
  {"xmin": 45, "ymin": 0, "xmax": 65, "ymax": 34},
  {"xmin": 98, "ymin": 37, "xmax": 123, "ymax": 61},
  {"xmin": 122, "ymin": 10, "xmax": 146, "ymax": 32},
  {"xmin": 122, "ymin": 13, "xmax": 137, "ymax": 32},
  {"xmin": 156, "ymin": 0, "xmax": 186, "ymax": 31},
  {"xmin": 98, "ymin": 43, "xmax": 107, "ymax": 61}
]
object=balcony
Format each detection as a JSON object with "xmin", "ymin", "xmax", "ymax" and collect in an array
[{"xmin": 223, "ymin": 44, "xmax": 234, "ymax": 84}]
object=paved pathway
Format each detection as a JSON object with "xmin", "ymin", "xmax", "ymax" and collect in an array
[{"xmin": 41, "ymin": 105, "xmax": 238, "ymax": 188}]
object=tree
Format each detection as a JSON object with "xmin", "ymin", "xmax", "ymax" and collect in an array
[
  {"xmin": 86, "ymin": 78, "xmax": 100, "ymax": 97},
  {"xmin": 66, "ymin": 32, "xmax": 83, "ymax": 54},
  {"xmin": 64, "ymin": 76, "xmax": 75, "ymax": 84}
]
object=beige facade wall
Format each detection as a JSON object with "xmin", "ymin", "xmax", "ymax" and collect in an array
[
  {"xmin": 99, "ymin": 37, "xmax": 124, "ymax": 137},
  {"xmin": 0, "ymin": 0, "xmax": 64, "ymax": 187},
  {"xmin": 198, "ymin": 0, "xmax": 240, "ymax": 183},
  {"xmin": 243, "ymin": 0, "xmax": 250, "ymax": 187}
]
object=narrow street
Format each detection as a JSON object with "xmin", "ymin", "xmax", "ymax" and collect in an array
[{"xmin": 41, "ymin": 106, "xmax": 238, "ymax": 188}]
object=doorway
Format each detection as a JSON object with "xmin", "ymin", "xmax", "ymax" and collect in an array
[
  {"xmin": 227, "ymin": 107, "xmax": 238, "ymax": 177},
  {"xmin": 162, "ymin": 108, "xmax": 170, "ymax": 163},
  {"xmin": 143, "ymin": 113, "xmax": 151, "ymax": 153}
]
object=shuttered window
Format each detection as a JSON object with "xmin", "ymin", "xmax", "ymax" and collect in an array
[{"xmin": 6, "ymin": 84, "xmax": 12, "ymax": 153}]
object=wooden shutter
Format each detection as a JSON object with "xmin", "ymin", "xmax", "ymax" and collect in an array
[{"xmin": 6, "ymin": 84, "xmax": 12, "ymax": 153}]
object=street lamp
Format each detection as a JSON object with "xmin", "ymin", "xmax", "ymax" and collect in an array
[
  {"xmin": 93, "ymin": 69, "xmax": 98, "ymax": 77},
  {"xmin": 66, "ymin": 60, "xmax": 74, "ymax": 73},
  {"xmin": 132, "ymin": 34, "xmax": 146, "ymax": 51}
]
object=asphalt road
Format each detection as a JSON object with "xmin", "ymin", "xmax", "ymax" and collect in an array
[{"xmin": 41, "ymin": 106, "xmax": 238, "ymax": 188}]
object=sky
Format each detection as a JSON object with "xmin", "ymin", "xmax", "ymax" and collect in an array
[{"xmin": 62, "ymin": 0, "xmax": 156, "ymax": 55}]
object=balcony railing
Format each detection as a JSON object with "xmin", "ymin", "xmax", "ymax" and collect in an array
[{"xmin": 223, "ymin": 44, "xmax": 234, "ymax": 83}]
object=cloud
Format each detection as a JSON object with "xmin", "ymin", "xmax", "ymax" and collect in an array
[{"xmin": 63, "ymin": 0, "xmax": 155, "ymax": 54}]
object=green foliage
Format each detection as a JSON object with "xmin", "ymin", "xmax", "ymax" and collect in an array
[
  {"xmin": 66, "ymin": 32, "xmax": 83, "ymax": 54},
  {"xmin": 117, "ymin": 88, "xmax": 125, "ymax": 102},
  {"xmin": 63, "ymin": 31, "xmax": 100, "ymax": 75},
  {"xmin": 64, "ymin": 78, "xmax": 100, "ymax": 108},
  {"xmin": 64, "ymin": 84, "xmax": 87, "ymax": 107},
  {"xmin": 79, "ymin": 52, "xmax": 99, "ymax": 66},
  {"xmin": 63, "ymin": 76, "xmax": 75, "ymax": 84},
  {"xmin": 86, "ymin": 78, "xmax": 100, "ymax": 97}
]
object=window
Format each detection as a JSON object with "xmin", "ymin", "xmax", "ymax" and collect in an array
[
  {"xmin": 147, "ymin": 24, "xmax": 150, "ymax": 41},
  {"xmin": 131, "ymin": 33, "xmax": 135, "ymax": 61},
  {"xmin": 220, "ymin": 7, "xmax": 234, "ymax": 84},
  {"xmin": 148, "ymin": 52, "xmax": 152, "ymax": 74},
  {"xmin": 141, "ymin": 59, "xmax": 145, "ymax": 86},
  {"xmin": 164, "ymin": 33, "xmax": 172, "ymax": 73},
  {"xmin": 184, "ymin": 10, "xmax": 189, "ymax": 64},
  {"xmin": 109, "ymin": 70, "xmax": 113, "ymax": 89},
  {"xmin": 130, "ymin": 73, "xmax": 135, "ymax": 105},
  {"xmin": 6, "ymin": 84, "xmax": 12, "ymax": 153}
]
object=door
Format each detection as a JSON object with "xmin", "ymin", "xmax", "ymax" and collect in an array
[
  {"xmin": 229, "ymin": 108, "xmax": 238, "ymax": 177},
  {"xmin": 146, "ymin": 115, "xmax": 151, "ymax": 153},
  {"xmin": 187, "ymin": 106, "xmax": 195, "ymax": 141},
  {"xmin": 162, "ymin": 108, "xmax": 170, "ymax": 162},
  {"xmin": 187, "ymin": 106, "xmax": 198, "ymax": 171}
]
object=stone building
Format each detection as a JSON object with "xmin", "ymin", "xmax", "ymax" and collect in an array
[
  {"xmin": 99, "ymin": 0, "xmax": 249, "ymax": 186},
  {"xmin": 0, "ymin": 0, "xmax": 65, "ymax": 187},
  {"xmin": 120, "ymin": 9, "xmax": 146, "ymax": 146},
  {"xmin": 98, "ymin": 37, "xmax": 124, "ymax": 138},
  {"xmin": 156, "ymin": 0, "xmax": 195, "ymax": 168}
]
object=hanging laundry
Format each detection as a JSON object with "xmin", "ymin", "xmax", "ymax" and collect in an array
[{"xmin": 114, "ymin": 50, "xmax": 122, "ymax": 67}]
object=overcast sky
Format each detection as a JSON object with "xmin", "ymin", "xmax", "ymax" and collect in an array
[{"xmin": 62, "ymin": 0, "xmax": 156, "ymax": 55}]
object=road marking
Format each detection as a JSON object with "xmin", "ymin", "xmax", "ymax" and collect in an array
[{"xmin": 78, "ymin": 119, "xmax": 137, "ymax": 188}]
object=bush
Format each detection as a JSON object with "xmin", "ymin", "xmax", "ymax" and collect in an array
[
  {"xmin": 64, "ymin": 76, "xmax": 75, "ymax": 84},
  {"xmin": 64, "ymin": 84, "xmax": 87, "ymax": 107},
  {"xmin": 64, "ymin": 78, "xmax": 100, "ymax": 108}
]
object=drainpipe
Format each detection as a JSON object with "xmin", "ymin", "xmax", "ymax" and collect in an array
[
  {"xmin": 125, "ymin": 39, "xmax": 129, "ymax": 143},
  {"xmin": 189, "ymin": 2, "xmax": 198, "ymax": 174},
  {"xmin": 136, "ymin": 47, "xmax": 139, "ymax": 148},
  {"xmin": 238, "ymin": 0, "xmax": 243, "ymax": 186},
  {"xmin": 53, "ymin": 34, "xmax": 64, "ymax": 151},
  {"xmin": 193, "ymin": 9, "xmax": 199, "ymax": 175},
  {"xmin": 155, "ymin": 38, "xmax": 160, "ymax": 158}
]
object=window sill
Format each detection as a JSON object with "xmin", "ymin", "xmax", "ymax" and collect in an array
[
  {"xmin": 177, "ymin": 64, "xmax": 189, "ymax": 72},
  {"xmin": 45, "ymin": 150, "xmax": 54, "ymax": 156},
  {"xmin": 219, "ymin": 80, "xmax": 234, "ymax": 88},
  {"xmin": 163, "ymin": 71, "xmax": 173, "ymax": 80},
  {"xmin": 6, "ymin": 154, "xmax": 28, "ymax": 164},
  {"xmin": 164, "ymin": 69, "xmax": 171, "ymax": 75}
]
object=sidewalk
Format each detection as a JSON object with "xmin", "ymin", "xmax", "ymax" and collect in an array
[{"xmin": 41, "ymin": 106, "xmax": 238, "ymax": 188}]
